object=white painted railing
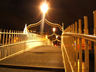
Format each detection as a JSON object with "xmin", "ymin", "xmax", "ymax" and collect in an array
[{"xmin": 0, "ymin": 31, "xmax": 52, "ymax": 60}]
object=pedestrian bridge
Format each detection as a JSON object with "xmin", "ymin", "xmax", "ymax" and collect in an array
[
  {"xmin": 0, "ymin": 10, "xmax": 96, "ymax": 72},
  {"xmin": 0, "ymin": 32, "xmax": 64, "ymax": 72}
]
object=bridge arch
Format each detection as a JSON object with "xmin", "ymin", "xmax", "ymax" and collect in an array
[{"xmin": 27, "ymin": 19, "xmax": 63, "ymax": 32}]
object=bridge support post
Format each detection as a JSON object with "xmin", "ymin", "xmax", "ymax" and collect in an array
[
  {"xmin": 84, "ymin": 16, "xmax": 89, "ymax": 72},
  {"xmin": 93, "ymin": 10, "xmax": 96, "ymax": 72},
  {"xmin": 78, "ymin": 19, "xmax": 82, "ymax": 72}
]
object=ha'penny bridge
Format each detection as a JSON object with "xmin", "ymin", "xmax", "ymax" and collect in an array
[{"xmin": 0, "ymin": 10, "xmax": 96, "ymax": 72}]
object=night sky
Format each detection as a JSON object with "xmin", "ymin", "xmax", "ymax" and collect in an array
[{"xmin": 0, "ymin": 0, "xmax": 96, "ymax": 31}]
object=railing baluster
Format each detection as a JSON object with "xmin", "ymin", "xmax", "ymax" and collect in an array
[
  {"xmin": 13, "ymin": 30, "xmax": 15, "ymax": 43},
  {"xmin": 78, "ymin": 19, "xmax": 82, "ymax": 72},
  {"xmin": 84, "ymin": 16, "xmax": 88, "ymax": 34},
  {"xmin": 84, "ymin": 16, "xmax": 89, "ymax": 72},
  {"xmin": 8, "ymin": 30, "xmax": 11, "ymax": 44},
  {"xmin": 11, "ymin": 30, "xmax": 13, "ymax": 43},
  {"xmin": 70, "ymin": 25, "xmax": 71, "ymax": 32},
  {"xmin": 75, "ymin": 38, "xmax": 78, "ymax": 72},
  {"xmin": 0, "ymin": 29, "xmax": 1, "ymax": 58},
  {"xmin": 16, "ymin": 31, "xmax": 18, "ymax": 42},
  {"xmin": 5, "ymin": 30, "xmax": 8, "ymax": 45},
  {"xmin": 72, "ymin": 24, "xmax": 75, "ymax": 33},
  {"xmin": 3, "ymin": 30, "xmax": 5, "ymax": 45},
  {"xmin": 75, "ymin": 21, "xmax": 78, "ymax": 33},
  {"xmin": 75, "ymin": 21, "xmax": 78, "ymax": 72},
  {"xmin": 93, "ymin": 10, "xmax": 96, "ymax": 72},
  {"xmin": 0, "ymin": 29, "xmax": 1, "ymax": 45},
  {"xmin": 79, "ymin": 19, "xmax": 82, "ymax": 34}
]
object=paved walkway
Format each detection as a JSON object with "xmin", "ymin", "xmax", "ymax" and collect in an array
[{"xmin": 0, "ymin": 45, "xmax": 64, "ymax": 72}]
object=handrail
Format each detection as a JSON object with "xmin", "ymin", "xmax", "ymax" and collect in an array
[
  {"xmin": 0, "ymin": 40, "xmax": 45, "ymax": 48},
  {"xmin": 63, "ymin": 32, "xmax": 96, "ymax": 42}
]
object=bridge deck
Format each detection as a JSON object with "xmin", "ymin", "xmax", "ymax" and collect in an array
[{"xmin": 0, "ymin": 45, "xmax": 64, "ymax": 72}]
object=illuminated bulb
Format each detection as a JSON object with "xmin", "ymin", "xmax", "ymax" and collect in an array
[
  {"xmin": 53, "ymin": 28, "xmax": 56, "ymax": 32},
  {"xmin": 40, "ymin": 2, "xmax": 49, "ymax": 14},
  {"xmin": 46, "ymin": 35, "xmax": 48, "ymax": 39},
  {"xmin": 56, "ymin": 36, "xmax": 58, "ymax": 39}
]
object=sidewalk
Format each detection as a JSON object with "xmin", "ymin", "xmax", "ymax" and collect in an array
[{"xmin": 0, "ymin": 45, "xmax": 64, "ymax": 72}]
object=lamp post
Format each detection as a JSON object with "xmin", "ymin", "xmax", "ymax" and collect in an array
[{"xmin": 40, "ymin": 1, "xmax": 49, "ymax": 35}]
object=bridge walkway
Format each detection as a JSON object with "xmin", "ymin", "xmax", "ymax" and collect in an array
[{"xmin": 0, "ymin": 45, "xmax": 64, "ymax": 72}]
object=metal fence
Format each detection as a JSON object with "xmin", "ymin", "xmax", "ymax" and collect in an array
[
  {"xmin": 0, "ymin": 30, "xmax": 51, "ymax": 60},
  {"xmin": 61, "ymin": 10, "xmax": 96, "ymax": 72}
]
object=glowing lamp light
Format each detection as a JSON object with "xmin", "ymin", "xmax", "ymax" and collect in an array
[
  {"xmin": 56, "ymin": 36, "xmax": 58, "ymax": 39},
  {"xmin": 53, "ymin": 28, "xmax": 56, "ymax": 32},
  {"xmin": 40, "ymin": 2, "xmax": 49, "ymax": 14},
  {"xmin": 46, "ymin": 35, "xmax": 48, "ymax": 39}
]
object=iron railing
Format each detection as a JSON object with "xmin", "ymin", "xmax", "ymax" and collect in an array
[
  {"xmin": 0, "ymin": 30, "xmax": 51, "ymax": 61},
  {"xmin": 61, "ymin": 10, "xmax": 96, "ymax": 72}
]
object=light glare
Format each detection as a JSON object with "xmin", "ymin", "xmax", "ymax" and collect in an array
[
  {"xmin": 40, "ymin": 2, "xmax": 49, "ymax": 14},
  {"xmin": 53, "ymin": 28, "xmax": 56, "ymax": 32},
  {"xmin": 56, "ymin": 36, "xmax": 58, "ymax": 39}
]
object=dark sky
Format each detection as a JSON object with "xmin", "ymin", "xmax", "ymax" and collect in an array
[{"xmin": 0, "ymin": 0, "xmax": 96, "ymax": 31}]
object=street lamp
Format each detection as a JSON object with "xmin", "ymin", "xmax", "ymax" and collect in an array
[
  {"xmin": 40, "ymin": 2, "xmax": 49, "ymax": 14},
  {"xmin": 40, "ymin": 1, "xmax": 49, "ymax": 35}
]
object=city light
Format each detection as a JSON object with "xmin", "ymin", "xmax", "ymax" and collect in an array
[
  {"xmin": 40, "ymin": 2, "xmax": 49, "ymax": 14},
  {"xmin": 46, "ymin": 35, "xmax": 48, "ymax": 39},
  {"xmin": 40, "ymin": 1, "xmax": 49, "ymax": 35},
  {"xmin": 53, "ymin": 28, "xmax": 56, "ymax": 33},
  {"xmin": 56, "ymin": 35, "xmax": 58, "ymax": 39}
]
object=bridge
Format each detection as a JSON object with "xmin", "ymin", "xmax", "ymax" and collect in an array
[{"xmin": 0, "ymin": 10, "xmax": 96, "ymax": 72}]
